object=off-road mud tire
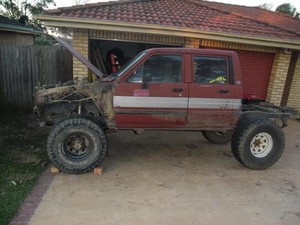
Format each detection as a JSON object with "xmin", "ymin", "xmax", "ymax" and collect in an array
[
  {"xmin": 231, "ymin": 118, "xmax": 285, "ymax": 170},
  {"xmin": 202, "ymin": 130, "xmax": 232, "ymax": 144},
  {"xmin": 47, "ymin": 116, "xmax": 107, "ymax": 174}
]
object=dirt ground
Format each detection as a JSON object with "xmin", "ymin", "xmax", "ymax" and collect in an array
[{"xmin": 28, "ymin": 120, "xmax": 300, "ymax": 225}]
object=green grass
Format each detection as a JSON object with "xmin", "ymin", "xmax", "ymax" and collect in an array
[{"xmin": 0, "ymin": 110, "xmax": 49, "ymax": 225}]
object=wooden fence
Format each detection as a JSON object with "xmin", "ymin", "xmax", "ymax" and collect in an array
[{"xmin": 0, "ymin": 46, "xmax": 73, "ymax": 110}]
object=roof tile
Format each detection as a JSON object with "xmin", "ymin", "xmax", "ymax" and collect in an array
[{"xmin": 44, "ymin": 0, "xmax": 300, "ymax": 41}]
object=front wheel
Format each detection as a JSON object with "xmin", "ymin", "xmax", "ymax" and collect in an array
[
  {"xmin": 47, "ymin": 117, "xmax": 107, "ymax": 174},
  {"xmin": 231, "ymin": 118, "xmax": 285, "ymax": 170}
]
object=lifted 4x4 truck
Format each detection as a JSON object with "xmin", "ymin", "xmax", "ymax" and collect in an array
[{"xmin": 34, "ymin": 37, "xmax": 297, "ymax": 174}]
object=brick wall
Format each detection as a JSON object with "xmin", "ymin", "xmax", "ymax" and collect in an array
[
  {"xmin": 0, "ymin": 31, "xmax": 34, "ymax": 46},
  {"xmin": 281, "ymin": 52, "xmax": 298, "ymax": 106},
  {"xmin": 266, "ymin": 52, "xmax": 292, "ymax": 105},
  {"xmin": 200, "ymin": 39, "xmax": 276, "ymax": 53},
  {"xmin": 73, "ymin": 29, "xmax": 89, "ymax": 79},
  {"xmin": 90, "ymin": 30, "xmax": 185, "ymax": 45},
  {"xmin": 287, "ymin": 53, "xmax": 300, "ymax": 111},
  {"xmin": 184, "ymin": 38, "xmax": 200, "ymax": 48}
]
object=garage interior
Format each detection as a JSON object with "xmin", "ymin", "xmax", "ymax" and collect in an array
[{"xmin": 89, "ymin": 39, "xmax": 181, "ymax": 75}]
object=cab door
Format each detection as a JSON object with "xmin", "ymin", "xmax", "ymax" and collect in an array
[
  {"xmin": 114, "ymin": 53, "xmax": 188, "ymax": 128},
  {"xmin": 187, "ymin": 54, "xmax": 240, "ymax": 129}
]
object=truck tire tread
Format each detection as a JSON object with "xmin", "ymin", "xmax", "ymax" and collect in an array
[
  {"xmin": 231, "ymin": 118, "xmax": 285, "ymax": 170},
  {"xmin": 47, "ymin": 116, "xmax": 107, "ymax": 174}
]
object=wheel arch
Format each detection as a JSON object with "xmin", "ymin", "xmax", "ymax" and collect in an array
[{"xmin": 38, "ymin": 100, "xmax": 110, "ymax": 129}]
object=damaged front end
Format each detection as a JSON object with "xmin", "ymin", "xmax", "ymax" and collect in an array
[
  {"xmin": 33, "ymin": 79, "xmax": 117, "ymax": 130},
  {"xmin": 32, "ymin": 34, "xmax": 118, "ymax": 130}
]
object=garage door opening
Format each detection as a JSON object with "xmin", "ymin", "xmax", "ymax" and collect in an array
[{"xmin": 90, "ymin": 39, "xmax": 181, "ymax": 75}]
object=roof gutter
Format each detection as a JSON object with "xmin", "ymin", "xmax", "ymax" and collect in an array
[
  {"xmin": 37, "ymin": 15, "xmax": 300, "ymax": 50},
  {"xmin": 0, "ymin": 23, "xmax": 44, "ymax": 35}
]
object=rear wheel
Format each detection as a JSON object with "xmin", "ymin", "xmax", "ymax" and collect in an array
[
  {"xmin": 202, "ymin": 130, "xmax": 232, "ymax": 144},
  {"xmin": 231, "ymin": 118, "xmax": 285, "ymax": 170},
  {"xmin": 47, "ymin": 117, "xmax": 107, "ymax": 174}
]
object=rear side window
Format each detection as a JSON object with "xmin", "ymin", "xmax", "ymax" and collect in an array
[
  {"xmin": 193, "ymin": 56, "xmax": 228, "ymax": 84},
  {"xmin": 127, "ymin": 54, "xmax": 182, "ymax": 83}
]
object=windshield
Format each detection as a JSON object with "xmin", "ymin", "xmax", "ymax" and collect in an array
[{"xmin": 110, "ymin": 51, "xmax": 146, "ymax": 78}]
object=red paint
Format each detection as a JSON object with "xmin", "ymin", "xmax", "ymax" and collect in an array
[
  {"xmin": 113, "ymin": 48, "xmax": 243, "ymax": 130},
  {"xmin": 110, "ymin": 53, "xmax": 120, "ymax": 73},
  {"xmin": 236, "ymin": 50, "xmax": 274, "ymax": 99},
  {"xmin": 133, "ymin": 89, "xmax": 149, "ymax": 96}
]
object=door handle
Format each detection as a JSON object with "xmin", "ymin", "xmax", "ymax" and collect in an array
[
  {"xmin": 173, "ymin": 88, "xmax": 183, "ymax": 93},
  {"xmin": 218, "ymin": 89, "xmax": 230, "ymax": 94}
]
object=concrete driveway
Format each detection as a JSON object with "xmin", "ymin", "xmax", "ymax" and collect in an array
[{"xmin": 28, "ymin": 120, "xmax": 300, "ymax": 225}]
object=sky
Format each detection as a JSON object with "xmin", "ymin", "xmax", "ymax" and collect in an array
[{"xmin": 54, "ymin": 0, "xmax": 300, "ymax": 11}]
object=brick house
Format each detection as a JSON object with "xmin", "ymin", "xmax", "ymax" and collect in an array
[
  {"xmin": 0, "ymin": 16, "xmax": 43, "ymax": 46},
  {"xmin": 38, "ymin": 0, "xmax": 300, "ymax": 110}
]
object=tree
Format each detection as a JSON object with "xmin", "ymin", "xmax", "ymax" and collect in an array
[
  {"xmin": 0, "ymin": 0, "xmax": 21, "ymax": 18},
  {"xmin": 259, "ymin": 3, "xmax": 273, "ymax": 10},
  {"xmin": 0, "ymin": 0, "xmax": 56, "ymax": 22},
  {"xmin": 275, "ymin": 3, "xmax": 299, "ymax": 18},
  {"xmin": 0, "ymin": 0, "xmax": 56, "ymax": 45},
  {"xmin": 72, "ymin": 0, "xmax": 88, "ymax": 5}
]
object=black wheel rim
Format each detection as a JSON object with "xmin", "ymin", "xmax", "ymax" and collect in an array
[{"xmin": 63, "ymin": 133, "xmax": 91, "ymax": 159}]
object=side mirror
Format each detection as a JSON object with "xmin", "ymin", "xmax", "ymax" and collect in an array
[{"xmin": 142, "ymin": 72, "xmax": 151, "ymax": 89}]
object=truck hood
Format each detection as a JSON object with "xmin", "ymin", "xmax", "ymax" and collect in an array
[{"xmin": 34, "ymin": 79, "xmax": 115, "ymax": 106}]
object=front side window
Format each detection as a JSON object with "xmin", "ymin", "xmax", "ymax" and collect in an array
[
  {"xmin": 193, "ymin": 56, "xmax": 228, "ymax": 84},
  {"xmin": 127, "ymin": 54, "xmax": 182, "ymax": 83},
  {"xmin": 112, "ymin": 52, "xmax": 146, "ymax": 78}
]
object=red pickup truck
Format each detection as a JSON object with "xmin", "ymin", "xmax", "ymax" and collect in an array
[{"xmin": 34, "ymin": 46, "xmax": 295, "ymax": 174}]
